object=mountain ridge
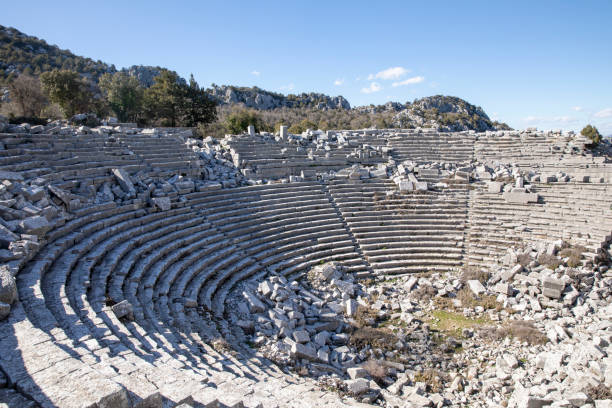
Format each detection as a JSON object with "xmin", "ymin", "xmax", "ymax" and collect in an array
[{"xmin": 0, "ymin": 24, "xmax": 511, "ymax": 131}]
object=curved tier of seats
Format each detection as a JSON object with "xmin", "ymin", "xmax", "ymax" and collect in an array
[
  {"xmin": 388, "ymin": 131, "xmax": 475, "ymax": 164},
  {"xmin": 0, "ymin": 132, "xmax": 201, "ymax": 187},
  {"xmin": 1, "ymin": 181, "xmax": 367, "ymax": 407},
  {"xmin": 466, "ymin": 182, "xmax": 612, "ymax": 269},
  {"xmin": 327, "ymin": 177, "xmax": 469, "ymax": 275}
]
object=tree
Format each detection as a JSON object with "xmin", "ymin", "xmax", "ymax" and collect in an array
[
  {"xmin": 40, "ymin": 69, "xmax": 93, "ymax": 117},
  {"xmin": 142, "ymin": 69, "xmax": 182, "ymax": 126},
  {"xmin": 8, "ymin": 74, "xmax": 47, "ymax": 117},
  {"xmin": 224, "ymin": 109, "xmax": 269, "ymax": 134},
  {"xmin": 177, "ymin": 74, "xmax": 217, "ymax": 127},
  {"xmin": 99, "ymin": 72, "xmax": 143, "ymax": 122},
  {"xmin": 143, "ymin": 71, "xmax": 217, "ymax": 127},
  {"xmin": 581, "ymin": 124, "xmax": 601, "ymax": 145}
]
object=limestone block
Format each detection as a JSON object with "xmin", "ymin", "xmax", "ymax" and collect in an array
[
  {"xmin": 0, "ymin": 267, "xmax": 17, "ymax": 305},
  {"xmin": 467, "ymin": 279, "xmax": 486, "ymax": 295},
  {"xmin": 488, "ymin": 181, "xmax": 503, "ymax": 193},
  {"xmin": 112, "ymin": 300, "xmax": 134, "ymax": 320},
  {"xmin": 542, "ymin": 276, "xmax": 565, "ymax": 299},
  {"xmin": 347, "ymin": 367, "xmax": 367, "ymax": 380},
  {"xmin": 112, "ymin": 168, "xmax": 136, "ymax": 195},
  {"xmin": 19, "ymin": 215, "xmax": 51, "ymax": 236},
  {"xmin": 503, "ymin": 191, "xmax": 539, "ymax": 204},
  {"xmin": 345, "ymin": 378, "xmax": 370, "ymax": 395},
  {"xmin": 290, "ymin": 342, "xmax": 318, "ymax": 361},
  {"xmin": 242, "ymin": 291, "xmax": 265, "ymax": 313},
  {"xmin": 293, "ymin": 330, "xmax": 310, "ymax": 344},
  {"xmin": 151, "ymin": 197, "xmax": 171, "ymax": 211},
  {"xmin": 415, "ymin": 181, "xmax": 428, "ymax": 191},
  {"xmin": 0, "ymin": 224, "xmax": 18, "ymax": 249},
  {"xmin": 398, "ymin": 180, "xmax": 414, "ymax": 191}
]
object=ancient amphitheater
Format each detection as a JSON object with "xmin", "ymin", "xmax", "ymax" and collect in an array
[{"xmin": 0, "ymin": 119, "xmax": 610, "ymax": 408}]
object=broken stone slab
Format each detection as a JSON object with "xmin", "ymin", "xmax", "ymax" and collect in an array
[
  {"xmin": 347, "ymin": 367, "xmax": 368, "ymax": 380},
  {"xmin": 501, "ymin": 264, "xmax": 523, "ymax": 281},
  {"xmin": 0, "ymin": 267, "xmax": 17, "ymax": 306},
  {"xmin": 542, "ymin": 276, "xmax": 565, "ymax": 299},
  {"xmin": 19, "ymin": 215, "xmax": 51, "ymax": 236},
  {"xmin": 466, "ymin": 279, "xmax": 486, "ymax": 295},
  {"xmin": 290, "ymin": 342, "xmax": 318, "ymax": 361},
  {"xmin": 293, "ymin": 330, "xmax": 310, "ymax": 344},
  {"xmin": 47, "ymin": 185, "xmax": 73, "ymax": 206},
  {"xmin": 242, "ymin": 290, "xmax": 265, "ymax": 313},
  {"xmin": 345, "ymin": 299, "xmax": 358, "ymax": 317},
  {"xmin": 112, "ymin": 168, "xmax": 136, "ymax": 195},
  {"xmin": 488, "ymin": 181, "xmax": 504, "ymax": 193},
  {"xmin": 151, "ymin": 197, "xmax": 171, "ymax": 211},
  {"xmin": 345, "ymin": 378, "xmax": 370, "ymax": 396},
  {"xmin": 0, "ymin": 224, "xmax": 19, "ymax": 249},
  {"xmin": 112, "ymin": 300, "xmax": 134, "ymax": 320}
]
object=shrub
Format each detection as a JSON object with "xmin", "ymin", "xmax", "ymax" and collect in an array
[
  {"xmin": 480, "ymin": 320, "xmax": 547, "ymax": 345},
  {"xmin": 581, "ymin": 124, "xmax": 602, "ymax": 146},
  {"xmin": 349, "ymin": 327, "xmax": 399, "ymax": 351},
  {"xmin": 461, "ymin": 267, "xmax": 490, "ymax": 284},
  {"xmin": 517, "ymin": 253, "xmax": 532, "ymax": 267},
  {"xmin": 224, "ymin": 109, "xmax": 270, "ymax": 134},
  {"xmin": 414, "ymin": 369, "xmax": 445, "ymax": 392},
  {"xmin": 537, "ymin": 253, "xmax": 561, "ymax": 269},
  {"xmin": 362, "ymin": 359, "xmax": 388, "ymax": 380}
]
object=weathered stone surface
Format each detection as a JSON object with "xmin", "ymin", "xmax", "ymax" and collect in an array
[
  {"xmin": 19, "ymin": 215, "xmax": 51, "ymax": 235},
  {"xmin": 467, "ymin": 279, "xmax": 486, "ymax": 295},
  {"xmin": 151, "ymin": 197, "xmax": 171, "ymax": 211},
  {"xmin": 112, "ymin": 300, "xmax": 134, "ymax": 320},
  {"xmin": 345, "ymin": 378, "xmax": 370, "ymax": 395},
  {"xmin": 0, "ymin": 267, "xmax": 17, "ymax": 305},
  {"xmin": 290, "ymin": 342, "xmax": 318, "ymax": 361},
  {"xmin": 112, "ymin": 168, "xmax": 136, "ymax": 195}
]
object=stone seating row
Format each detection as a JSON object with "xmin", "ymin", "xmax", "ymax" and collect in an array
[
  {"xmin": 327, "ymin": 178, "xmax": 469, "ymax": 275},
  {"xmin": 3, "ymin": 181, "xmax": 367, "ymax": 407}
]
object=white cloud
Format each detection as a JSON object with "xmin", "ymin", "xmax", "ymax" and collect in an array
[
  {"xmin": 594, "ymin": 108, "xmax": 612, "ymax": 118},
  {"xmin": 391, "ymin": 76, "xmax": 425, "ymax": 87},
  {"xmin": 334, "ymin": 78, "xmax": 344, "ymax": 86},
  {"xmin": 552, "ymin": 116, "xmax": 575, "ymax": 123},
  {"xmin": 251, "ymin": 70, "xmax": 260, "ymax": 76},
  {"xmin": 279, "ymin": 83, "xmax": 294, "ymax": 91},
  {"xmin": 369, "ymin": 67, "xmax": 410, "ymax": 81},
  {"xmin": 571, "ymin": 106, "xmax": 582, "ymax": 112},
  {"xmin": 361, "ymin": 82, "xmax": 382, "ymax": 94}
]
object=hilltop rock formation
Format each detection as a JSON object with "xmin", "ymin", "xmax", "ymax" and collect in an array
[{"xmin": 206, "ymin": 84, "xmax": 351, "ymax": 110}]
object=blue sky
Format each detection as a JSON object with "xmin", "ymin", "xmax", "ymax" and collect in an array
[{"xmin": 3, "ymin": 1, "xmax": 612, "ymax": 133}]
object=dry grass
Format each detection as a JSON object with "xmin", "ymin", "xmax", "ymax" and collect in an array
[
  {"xmin": 457, "ymin": 287, "xmax": 499, "ymax": 310},
  {"xmin": 517, "ymin": 253, "xmax": 532, "ymax": 267},
  {"xmin": 479, "ymin": 320, "xmax": 547, "ymax": 345},
  {"xmin": 428, "ymin": 310, "xmax": 490, "ymax": 338},
  {"xmin": 460, "ymin": 267, "xmax": 490, "ymax": 284},
  {"xmin": 559, "ymin": 244, "xmax": 587, "ymax": 268},
  {"xmin": 362, "ymin": 359, "xmax": 388, "ymax": 380},
  {"xmin": 586, "ymin": 383, "xmax": 612, "ymax": 400},
  {"xmin": 352, "ymin": 305, "xmax": 380, "ymax": 328},
  {"xmin": 411, "ymin": 284, "xmax": 437, "ymax": 302},
  {"xmin": 349, "ymin": 327, "xmax": 399, "ymax": 351},
  {"xmin": 537, "ymin": 253, "xmax": 561, "ymax": 269},
  {"xmin": 211, "ymin": 337, "xmax": 234, "ymax": 354},
  {"xmin": 414, "ymin": 369, "xmax": 446, "ymax": 393}
]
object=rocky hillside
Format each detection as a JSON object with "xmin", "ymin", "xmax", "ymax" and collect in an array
[
  {"xmin": 357, "ymin": 96, "xmax": 511, "ymax": 132},
  {"xmin": 207, "ymin": 85, "xmax": 351, "ymax": 110},
  {"xmin": 0, "ymin": 25, "xmax": 510, "ymax": 129}
]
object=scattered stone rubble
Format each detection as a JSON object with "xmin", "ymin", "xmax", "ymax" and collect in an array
[
  {"xmin": 0, "ymin": 118, "xmax": 610, "ymax": 407},
  {"xmin": 226, "ymin": 239, "xmax": 611, "ymax": 407}
]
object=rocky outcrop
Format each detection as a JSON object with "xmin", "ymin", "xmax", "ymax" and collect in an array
[
  {"xmin": 391, "ymin": 95, "xmax": 512, "ymax": 131},
  {"xmin": 206, "ymin": 85, "xmax": 351, "ymax": 110}
]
